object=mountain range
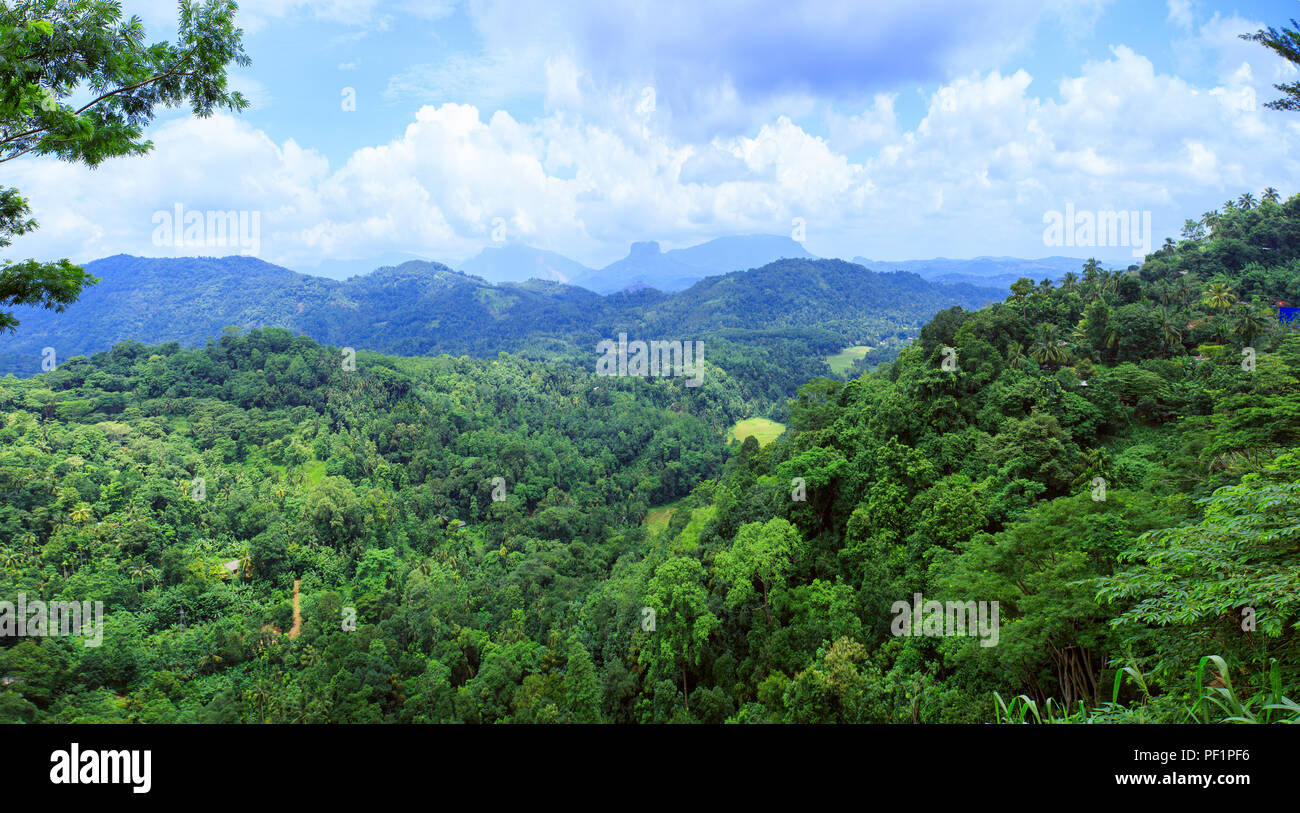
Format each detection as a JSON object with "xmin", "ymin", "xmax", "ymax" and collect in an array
[
  {"xmin": 851, "ymin": 255, "xmax": 1097, "ymax": 289},
  {"xmin": 288, "ymin": 234, "xmax": 1096, "ymax": 296},
  {"xmin": 0, "ymin": 254, "xmax": 1004, "ymax": 379}
]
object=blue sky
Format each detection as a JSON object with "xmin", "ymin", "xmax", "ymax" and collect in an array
[{"xmin": 9, "ymin": 0, "xmax": 1300, "ymax": 274}]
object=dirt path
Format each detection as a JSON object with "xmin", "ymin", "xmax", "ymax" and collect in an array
[{"xmin": 288, "ymin": 578, "xmax": 302, "ymax": 639}]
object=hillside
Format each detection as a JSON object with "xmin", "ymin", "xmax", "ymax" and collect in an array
[
  {"xmin": 1, "ymin": 192, "xmax": 1296, "ymax": 725},
  {"xmin": 573, "ymin": 234, "xmax": 816, "ymax": 293},
  {"xmin": 0, "ymin": 256, "xmax": 1004, "ymax": 402},
  {"xmin": 853, "ymin": 255, "xmax": 1098, "ymax": 290}
]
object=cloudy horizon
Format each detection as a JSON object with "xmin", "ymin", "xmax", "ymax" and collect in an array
[{"xmin": 6, "ymin": 0, "xmax": 1298, "ymax": 273}]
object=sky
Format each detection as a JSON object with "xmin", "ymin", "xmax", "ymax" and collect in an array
[{"xmin": 7, "ymin": 0, "xmax": 1300, "ymax": 274}]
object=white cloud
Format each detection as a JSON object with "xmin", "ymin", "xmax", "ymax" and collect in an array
[
  {"xmin": 1167, "ymin": 0, "xmax": 1195, "ymax": 30},
  {"xmin": 7, "ymin": 20, "xmax": 1298, "ymax": 269}
]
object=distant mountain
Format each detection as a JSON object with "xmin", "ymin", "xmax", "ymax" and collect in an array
[
  {"xmin": 296, "ymin": 251, "xmax": 436, "ymax": 281},
  {"xmin": 636, "ymin": 258, "xmax": 1001, "ymax": 335},
  {"xmin": 0, "ymin": 254, "xmax": 1002, "ymax": 378},
  {"xmin": 575, "ymin": 234, "xmax": 817, "ymax": 293},
  {"xmin": 851, "ymin": 255, "xmax": 1095, "ymax": 290},
  {"xmin": 457, "ymin": 244, "xmax": 595, "ymax": 285},
  {"xmin": 668, "ymin": 234, "xmax": 816, "ymax": 272},
  {"xmin": 574, "ymin": 241, "xmax": 704, "ymax": 294},
  {"xmin": 0, "ymin": 255, "xmax": 337, "ymax": 376}
]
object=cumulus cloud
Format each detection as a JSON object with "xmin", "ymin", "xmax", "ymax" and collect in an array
[{"xmin": 6, "ymin": 6, "xmax": 1298, "ymax": 269}]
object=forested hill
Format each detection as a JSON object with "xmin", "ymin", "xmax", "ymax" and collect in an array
[
  {"xmin": 0, "ymin": 255, "xmax": 1003, "ymax": 384},
  {"xmin": 1, "ymin": 192, "xmax": 1296, "ymax": 725}
]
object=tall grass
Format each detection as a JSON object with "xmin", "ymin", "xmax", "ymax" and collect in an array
[{"xmin": 992, "ymin": 655, "xmax": 1300, "ymax": 724}]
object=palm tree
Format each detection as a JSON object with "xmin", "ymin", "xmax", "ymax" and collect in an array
[
  {"xmin": 1061, "ymin": 272, "xmax": 1079, "ymax": 293},
  {"xmin": 1231, "ymin": 305, "xmax": 1273, "ymax": 347},
  {"xmin": 1263, "ymin": 187, "xmax": 1280, "ymax": 204},
  {"xmin": 1152, "ymin": 280, "xmax": 1174, "ymax": 308},
  {"xmin": 1201, "ymin": 210, "xmax": 1222, "ymax": 235},
  {"xmin": 1005, "ymin": 340, "xmax": 1028, "ymax": 370},
  {"xmin": 1238, "ymin": 192, "xmax": 1257, "ymax": 210},
  {"xmin": 1157, "ymin": 307, "xmax": 1183, "ymax": 355},
  {"xmin": 1071, "ymin": 318, "xmax": 1089, "ymax": 345},
  {"xmin": 1029, "ymin": 323, "xmax": 1071, "ymax": 367},
  {"xmin": 70, "ymin": 503, "xmax": 92, "ymax": 524},
  {"xmin": 1201, "ymin": 282, "xmax": 1237, "ymax": 312},
  {"xmin": 1071, "ymin": 447, "xmax": 1111, "ymax": 487}
]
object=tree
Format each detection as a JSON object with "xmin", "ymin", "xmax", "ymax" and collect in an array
[
  {"xmin": 642, "ymin": 556, "xmax": 718, "ymax": 709},
  {"xmin": 1201, "ymin": 282, "xmax": 1237, "ymax": 312},
  {"xmin": 1097, "ymin": 451, "xmax": 1300, "ymax": 675},
  {"xmin": 0, "ymin": 0, "xmax": 250, "ymax": 332},
  {"xmin": 1157, "ymin": 306, "xmax": 1183, "ymax": 355},
  {"xmin": 715, "ymin": 518, "xmax": 805, "ymax": 625},
  {"xmin": 1028, "ymin": 323, "xmax": 1070, "ymax": 368},
  {"xmin": 1231, "ymin": 304, "xmax": 1273, "ymax": 347},
  {"xmin": 1242, "ymin": 19, "xmax": 1300, "ymax": 111},
  {"xmin": 563, "ymin": 637, "xmax": 602, "ymax": 724}
]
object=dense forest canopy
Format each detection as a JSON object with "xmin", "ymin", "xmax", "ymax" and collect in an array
[{"xmin": 2, "ymin": 191, "xmax": 1298, "ymax": 724}]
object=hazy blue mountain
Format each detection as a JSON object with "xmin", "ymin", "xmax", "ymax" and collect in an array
[
  {"xmin": 667, "ymin": 234, "xmax": 815, "ymax": 271},
  {"xmin": 577, "ymin": 234, "xmax": 817, "ymax": 293},
  {"xmin": 457, "ymin": 244, "xmax": 595, "ymax": 284},
  {"xmin": 575, "ymin": 241, "xmax": 704, "ymax": 294},
  {"xmin": 295, "ymin": 251, "xmax": 436, "ymax": 281},
  {"xmin": 851, "ymin": 255, "xmax": 1096, "ymax": 289},
  {"xmin": 0, "ymin": 254, "xmax": 338, "ymax": 376},
  {"xmin": 0, "ymin": 254, "xmax": 1001, "ymax": 377}
]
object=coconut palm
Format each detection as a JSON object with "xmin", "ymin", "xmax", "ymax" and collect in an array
[
  {"xmin": 1029, "ymin": 323, "xmax": 1071, "ymax": 367},
  {"xmin": 1238, "ymin": 192, "xmax": 1257, "ymax": 210},
  {"xmin": 1071, "ymin": 318, "xmax": 1089, "ymax": 345},
  {"xmin": 1263, "ymin": 187, "xmax": 1280, "ymax": 204},
  {"xmin": 1158, "ymin": 307, "xmax": 1183, "ymax": 355},
  {"xmin": 1061, "ymin": 272, "xmax": 1079, "ymax": 293},
  {"xmin": 1005, "ymin": 340, "xmax": 1028, "ymax": 370},
  {"xmin": 1231, "ymin": 305, "xmax": 1273, "ymax": 347},
  {"xmin": 1201, "ymin": 282, "xmax": 1237, "ymax": 312}
]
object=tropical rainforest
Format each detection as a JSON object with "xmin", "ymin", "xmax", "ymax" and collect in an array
[{"xmin": 2, "ymin": 191, "xmax": 1298, "ymax": 724}]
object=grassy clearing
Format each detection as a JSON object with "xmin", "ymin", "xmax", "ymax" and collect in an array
[
  {"xmin": 726, "ymin": 417, "xmax": 786, "ymax": 446},
  {"xmin": 824, "ymin": 344, "xmax": 872, "ymax": 375},
  {"xmin": 303, "ymin": 459, "xmax": 327, "ymax": 487},
  {"xmin": 676, "ymin": 505, "xmax": 716, "ymax": 552},
  {"xmin": 643, "ymin": 502, "xmax": 680, "ymax": 537}
]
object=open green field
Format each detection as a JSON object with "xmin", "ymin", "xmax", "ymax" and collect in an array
[
  {"xmin": 303, "ymin": 459, "xmax": 327, "ymax": 487},
  {"xmin": 642, "ymin": 501, "xmax": 680, "ymax": 537},
  {"xmin": 824, "ymin": 344, "xmax": 872, "ymax": 375},
  {"xmin": 726, "ymin": 417, "xmax": 786, "ymax": 446}
]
